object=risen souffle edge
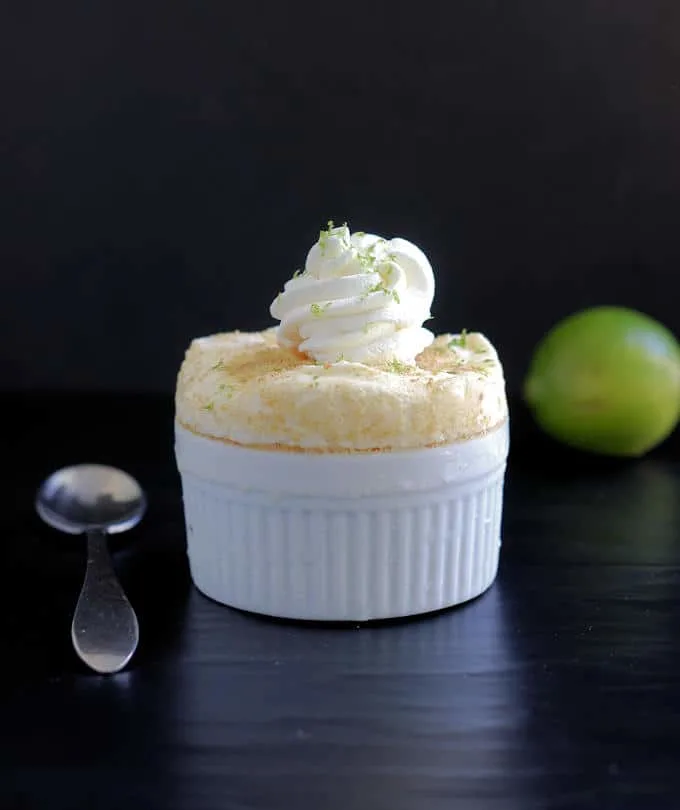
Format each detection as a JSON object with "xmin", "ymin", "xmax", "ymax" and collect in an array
[{"xmin": 175, "ymin": 328, "xmax": 508, "ymax": 452}]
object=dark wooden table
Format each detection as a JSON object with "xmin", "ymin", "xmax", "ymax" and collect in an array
[{"xmin": 2, "ymin": 393, "xmax": 680, "ymax": 809}]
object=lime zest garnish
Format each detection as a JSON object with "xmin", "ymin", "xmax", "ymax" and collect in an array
[
  {"xmin": 318, "ymin": 220, "xmax": 348, "ymax": 254},
  {"xmin": 448, "ymin": 329, "xmax": 468, "ymax": 349},
  {"xmin": 385, "ymin": 358, "xmax": 413, "ymax": 374},
  {"xmin": 363, "ymin": 279, "xmax": 401, "ymax": 305},
  {"xmin": 310, "ymin": 301, "xmax": 331, "ymax": 317},
  {"xmin": 318, "ymin": 221, "xmax": 333, "ymax": 254},
  {"xmin": 357, "ymin": 252, "xmax": 377, "ymax": 271},
  {"xmin": 447, "ymin": 358, "xmax": 495, "ymax": 377}
]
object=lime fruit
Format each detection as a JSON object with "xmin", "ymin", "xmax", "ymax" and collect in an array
[{"xmin": 523, "ymin": 306, "xmax": 680, "ymax": 456}]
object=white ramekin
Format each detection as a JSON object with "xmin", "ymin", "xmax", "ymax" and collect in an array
[{"xmin": 175, "ymin": 421, "xmax": 509, "ymax": 622}]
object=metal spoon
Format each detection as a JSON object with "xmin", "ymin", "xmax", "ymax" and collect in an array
[{"xmin": 36, "ymin": 464, "xmax": 146, "ymax": 674}]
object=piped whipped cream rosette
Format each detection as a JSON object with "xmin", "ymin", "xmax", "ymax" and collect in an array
[{"xmin": 270, "ymin": 222, "xmax": 435, "ymax": 365}]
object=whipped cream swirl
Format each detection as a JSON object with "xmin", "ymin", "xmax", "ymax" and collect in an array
[{"xmin": 270, "ymin": 223, "xmax": 435, "ymax": 364}]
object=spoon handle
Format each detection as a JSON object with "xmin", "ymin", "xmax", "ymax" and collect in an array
[{"xmin": 71, "ymin": 530, "xmax": 139, "ymax": 674}]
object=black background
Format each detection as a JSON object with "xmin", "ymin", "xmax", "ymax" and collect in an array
[{"xmin": 2, "ymin": 0, "xmax": 680, "ymax": 394}]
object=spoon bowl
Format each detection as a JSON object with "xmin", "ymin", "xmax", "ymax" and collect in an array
[
  {"xmin": 37, "ymin": 464, "xmax": 146, "ymax": 535},
  {"xmin": 36, "ymin": 464, "xmax": 146, "ymax": 674}
]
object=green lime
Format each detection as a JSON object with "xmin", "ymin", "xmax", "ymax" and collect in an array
[{"xmin": 523, "ymin": 306, "xmax": 680, "ymax": 456}]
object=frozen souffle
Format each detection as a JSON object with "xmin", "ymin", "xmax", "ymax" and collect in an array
[{"xmin": 175, "ymin": 222, "xmax": 509, "ymax": 621}]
